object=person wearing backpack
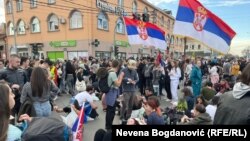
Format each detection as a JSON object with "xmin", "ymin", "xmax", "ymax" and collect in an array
[{"xmin": 101, "ymin": 60, "xmax": 124, "ymax": 131}]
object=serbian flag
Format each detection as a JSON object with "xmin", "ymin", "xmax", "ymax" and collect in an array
[
  {"xmin": 123, "ymin": 17, "xmax": 166, "ymax": 50},
  {"xmin": 72, "ymin": 106, "xmax": 84, "ymax": 141},
  {"xmin": 173, "ymin": 0, "xmax": 236, "ymax": 53}
]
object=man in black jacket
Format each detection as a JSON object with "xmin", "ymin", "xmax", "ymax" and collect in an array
[{"xmin": 0, "ymin": 54, "xmax": 27, "ymax": 115}]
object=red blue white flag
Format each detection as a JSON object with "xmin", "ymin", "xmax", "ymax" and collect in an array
[
  {"xmin": 173, "ymin": 0, "xmax": 236, "ymax": 53},
  {"xmin": 124, "ymin": 17, "xmax": 166, "ymax": 50},
  {"xmin": 72, "ymin": 106, "xmax": 84, "ymax": 141}
]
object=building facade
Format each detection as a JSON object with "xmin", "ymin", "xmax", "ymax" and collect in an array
[
  {"xmin": 185, "ymin": 38, "xmax": 212, "ymax": 58},
  {"xmin": 4, "ymin": 0, "xmax": 184, "ymax": 61}
]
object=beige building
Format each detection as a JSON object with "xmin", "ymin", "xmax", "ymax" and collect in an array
[
  {"xmin": 4, "ymin": 0, "xmax": 184, "ymax": 61},
  {"xmin": 185, "ymin": 38, "xmax": 212, "ymax": 58}
]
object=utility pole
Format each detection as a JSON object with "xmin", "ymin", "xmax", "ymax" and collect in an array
[
  {"xmin": 10, "ymin": 0, "xmax": 17, "ymax": 54},
  {"xmin": 184, "ymin": 37, "xmax": 187, "ymax": 57}
]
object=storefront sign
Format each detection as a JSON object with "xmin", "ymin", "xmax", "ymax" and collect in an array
[
  {"xmin": 49, "ymin": 40, "xmax": 76, "ymax": 47},
  {"xmin": 115, "ymin": 40, "xmax": 130, "ymax": 47},
  {"xmin": 96, "ymin": 0, "xmax": 127, "ymax": 16}
]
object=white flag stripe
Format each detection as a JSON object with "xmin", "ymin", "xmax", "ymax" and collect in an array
[{"xmin": 173, "ymin": 21, "xmax": 229, "ymax": 53}]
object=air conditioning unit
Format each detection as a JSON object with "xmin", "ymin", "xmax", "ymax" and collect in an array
[
  {"xmin": 60, "ymin": 18, "xmax": 66, "ymax": 24},
  {"xmin": 25, "ymin": 25, "xmax": 29, "ymax": 30}
]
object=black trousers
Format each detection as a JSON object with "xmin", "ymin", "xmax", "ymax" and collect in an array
[
  {"xmin": 105, "ymin": 105, "xmax": 116, "ymax": 130},
  {"xmin": 165, "ymin": 80, "xmax": 172, "ymax": 100}
]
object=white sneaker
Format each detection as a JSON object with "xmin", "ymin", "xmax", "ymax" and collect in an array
[
  {"xmin": 87, "ymin": 117, "xmax": 95, "ymax": 121},
  {"xmin": 53, "ymin": 95, "xmax": 58, "ymax": 101},
  {"xmin": 165, "ymin": 98, "xmax": 171, "ymax": 102}
]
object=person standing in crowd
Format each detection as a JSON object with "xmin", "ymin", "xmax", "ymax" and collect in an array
[
  {"xmin": 65, "ymin": 60, "xmax": 76, "ymax": 96},
  {"xmin": 169, "ymin": 60, "xmax": 181, "ymax": 105},
  {"xmin": 0, "ymin": 54, "xmax": 27, "ymax": 116},
  {"xmin": 0, "ymin": 59, "xmax": 5, "ymax": 70},
  {"xmin": 164, "ymin": 57, "xmax": 172, "ymax": 101},
  {"xmin": 105, "ymin": 60, "xmax": 124, "ymax": 131},
  {"xmin": 121, "ymin": 60, "xmax": 139, "ymax": 120},
  {"xmin": 190, "ymin": 59, "xmax": 202, "ymax": 98},
  {"xmin": 214, "ymin": 64, "xmax": 250, "ymax": 124},
  {"xmin": 137, "ymin": 58, "xmax": 146, "ymax": 95},
  {"xmin": 152, "ymin": 60, "xmax": 164, "ymax": 97},
  {"xmin": 144, "ymin": 58, "xmax": 154, "ymax": 88},
  {"xmin": 20, "ymin": 57, "xmax": 30, "ymax": 82},
  {"xmin": 231, "ymin": 61, "xmax": 240, "ymax": 83},
  {"xmin": 185, "ymin": 59, "xmax": 193, "ymax": 79},
  {"xmin": 223, "ymin": 59, "xmax": 231, "ymax": 80},
  {"xmin": 21, "ymin": 67, "xmax": 60, "ymax": 117},
  {"xmin": 209, "ymin": 62, "xmax": 219, "ymax": 86}
]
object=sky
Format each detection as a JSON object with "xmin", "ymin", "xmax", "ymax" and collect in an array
[
  {"xmin": 147, "ymin": 0, "xmax": 250, "ymax": 55},
  {"xmin": 0, "ymin": 0, "xmax": 249, "ymax": 55}
]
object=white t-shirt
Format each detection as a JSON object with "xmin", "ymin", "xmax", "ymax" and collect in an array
[
  {"xmin": 74, "ymin": 91, "xmax": 93, "ymax": 107},
  {"xmin": 206, "ymin": 105, "xmax": 217, "ymax": 121}
]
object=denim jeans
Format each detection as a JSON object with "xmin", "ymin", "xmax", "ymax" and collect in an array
[{"xmin": 33, "ymin": 101, "xmax": 51, "ymax": 117}]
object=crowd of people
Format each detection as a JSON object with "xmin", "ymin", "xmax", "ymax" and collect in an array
[{"xmin": 0, "ymin": 54, "xmax": 250, "ymax": 141}]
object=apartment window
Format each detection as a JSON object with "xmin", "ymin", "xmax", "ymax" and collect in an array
[
  {"xmin": 161, "ymin": 16, "xmax": 164, "ymax": 26},
  {"xmin": 31, "ymin": 17, "xmax": 40, "ymax": 33},
  {"xmin": 116, "ymin": 18, "xmax": 124, "ymax": 34},
  {"xmin": 48, "ymin": 0, "xmax": 55, "ymax": 4},
  {"xmin": 171, "ymin": 36, "xmax": 174, "ymax": 45},
  {"xmin": 8, "ymin": 22, "xmax": 14, "ymax": 35},
  {"xmin": 48, "ymin": 14, "xmax": 59, "ymax": 31},
  {"xmin": 97, "ymin": 12, "xmax": 108, "ymax": 30},
  {"xmin": 144, "ymin": 7, "xmax": 148, "ymax": 14},
  {"xmin": 30, "ymin": 0, "xmax": 37, "ymax": 8},
  {"xmin": 16, "ymin": 0, "xmax": 23, "ymax": 11},
  {"xmin": 70, "ymin": 11, "xmax": 82, "ymax": 29},
  {"xmin": 17, "ymin": 20, "xmax": 25, "ymax": 34},
  {"xmin": 132, "ymin": 1, "xmax": 137, "ymax": 14},
  {"xmin": 6, "ymin": 1, "xmax": 12, "ymax": 14},
  {"xmin": 118, "ymin": 0, "xmax": 123, "ymax": 7},
  {"xmin": 167, "ymin": 19, "xmax": 170, "ymax": 29},
  {"xmin": 198, "ymin": 44, "xmax": 201, "ymax": 50},
  {"xmin": 192, "ymin": 45, "xmax": 194, "ymax": 50}
]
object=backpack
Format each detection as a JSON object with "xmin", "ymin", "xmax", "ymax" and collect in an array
[
  {"xmin": 96, "ymin": 67, "xmax": 112, "ymax": 93},
  {"xmin": 21, "ymin": 117, "xmax": 72, "ymax": 141}
]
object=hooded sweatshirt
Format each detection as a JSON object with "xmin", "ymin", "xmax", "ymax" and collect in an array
[{"xmin": 233, "ymin": 82, "xmax": 250, "ymax": 99}]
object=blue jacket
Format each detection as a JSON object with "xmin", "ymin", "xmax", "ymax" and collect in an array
[{"xmin": 190, "ymin": 65, "xmax": 202, "ymax": 97}]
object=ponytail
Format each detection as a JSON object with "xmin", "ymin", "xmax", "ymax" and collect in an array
[{"xmin": 155, "ymin": 107, "xmax": 162, "ymax": 116}]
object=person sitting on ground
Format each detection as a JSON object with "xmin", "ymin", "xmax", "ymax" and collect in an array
[
  {"xmin": 141, "ymin": 96, "xmax": 165, "ymax": 125},
  {"xmin": 127, "ymin": 118, "xmax": 144, "ymax": 125},
  {"xmin": 201, "ymin": 81, "xmax": 216, "ymax": 102},
  {"xmin": 206, "ymin": 96, "xmax": 220, "ymax": 121},
  {"xmin": 182, "ymin": 87, "xmax": 195, "ymax": 114},
  {"xmin": 180, "ymin": 104, "xmax": 212, "ymax": 125},
  {"xmin": 55, "ymin": 85, "xmax": 98, "ymax": 122},
  {"xmin": 195, "ymin": 95, "xmax": 208, "ymax": 107}
]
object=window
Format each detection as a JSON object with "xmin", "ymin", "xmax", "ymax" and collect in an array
[
  {"xmin": 116, "ymin": 18, "xmax": 124, "ymax": 34},
  {"xmin": 167, "ymin": 19, "xmax": 170, "ymax": 29},
  {"xmin": 192, "ymin": 45, "xmax": 194, "ymax": 50},
  {"xmin": 132, "ymin": 1, "xmax": 137, "ymax": 14},
  {"xmin": 6, "ymin": 1, "xmax": 12, "ymax": 14},
  {"xmin": 161, "ymin": 16, "xmax": 164, "ymax": 26},
  {"xmin": 118, "ymin": 0, "xmax": 123, "ymax": 7},
  {"xmin": 30, "ymin": 0, "xmax": 37, "ymax": 8},
  {"xmin": 166, "ymin": 34, "xmax": 170, "ymax": 45},
  {"xmin": 31, "ymin": 17, "xmax": 40, "ymax": 33},
  {"xmin": 97, "ymin": 12, "xmax": 108, "ymax": 30},
  {"xmin": 180, "ymin": 39, "xmax": 182, "ymax": 46},
  {"xmin": 185, "ymin": 45, "xmax": 188, "ymax": 50},
  {"xmin": 48, "ymin": 14, "xmax": 59, "ymax": 31},
  {"xmin": 171, "ymin": 36, "xmax": 174, "ymax": 45},
  {"xmin": 16, "ymin": 0, "xmax": 23, "ymax": 11},
  {"xmin": 198, "ymin": 44, "xmax": 201, "ymax": 50},
  {"xmin": 8, "ymin": 22, "xmax": 14, "ymax": 35},
  {"xmin": 176, "ymin": 37, "xmax": 178, "ymax": 45},
  {"xmin": 70, "ymin": 11, "xmax": 82, "ymax": 29},
  {"xmin": 144, "ymin": 7, "xmax": 148, "ymax": 14},
  {"xmin": 17, "ymin": 20, "xmax": 25, "ymax": 34},
  {"xmin": 48, "ymin": 0, "xmax": 55, "ymax": 4}
]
